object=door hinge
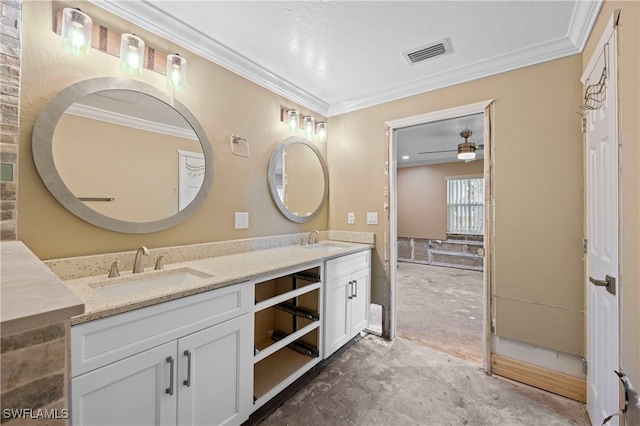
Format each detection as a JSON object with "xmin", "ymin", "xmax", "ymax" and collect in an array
[
  {"xmin": 581, "ymin": 116, "xmax": 587, "ymax": 133},
  {"xmin": 583, "ymin": 238, "xmax": 588, "ymax": 254},
  {"xmin": 582, "ymin": 359, "xmax": 588, "ymax": 375}
]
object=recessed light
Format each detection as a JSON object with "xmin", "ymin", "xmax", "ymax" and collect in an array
[{"xmin": 402, "ymin": 155, "xmax": 410, "ymax": 160}]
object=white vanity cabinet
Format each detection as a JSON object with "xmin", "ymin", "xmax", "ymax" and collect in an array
[
  {"xmin": 324, "ymin": 250, "xmax": 371, "ymax": 358},
  {"xmin": 71, "ymin": 281, "xmax": 253, "ymax": 426}
]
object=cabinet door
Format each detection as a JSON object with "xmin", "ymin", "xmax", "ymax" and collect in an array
[
  {"xmin": 72, "ymin": 341, "xmax": 177, "ymax": 426},
  {"xmin": 177, "ymin": 314, "xmax": 253, "ymax": 426},
  {"xmin": 350, "ymin": 268, "xmax": 370, "ymax": 335},
  {"xmin": 324, "ymin": 276, "xmax": 350, "ymax": 358}
]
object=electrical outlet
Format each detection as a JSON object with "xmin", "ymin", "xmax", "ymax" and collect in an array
[
  {"xmin": 347, "ymin": 212, "xmax": 356, "ymax": 224},
  {"xmin": 235, "ymin": 212, "xmax": 249, "ymax": 229},
  {"xmin": 367, "ymin": 212, "xmax": 378, "ymax": 225}
]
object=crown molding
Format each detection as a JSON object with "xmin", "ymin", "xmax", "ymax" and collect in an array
[
  {"xmin": 66, "ymin": 103, "xmax": 199, "ymax": 141},
  {"xmin": 568, "ymin": 0, "xmax": 604, "ymax": 51},
  {"xmin": 90, "ymin": 0, "xmax": 330, "ymax": 116},
  {"xmin": 91, "ymin": 0, "xmax": 602, "ymax": 119},
  {"xmin": 328, "ymin": 35, "xmax": 581, "ymax": 116}
]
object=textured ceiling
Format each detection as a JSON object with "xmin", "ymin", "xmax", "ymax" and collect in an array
[
  {"xmin": 87, "ymin": 1, "xmax": 602, "ymax": 167},
  {"xmin": 93, "ymin": 0, "xmax": 602, "ymax": 117}
]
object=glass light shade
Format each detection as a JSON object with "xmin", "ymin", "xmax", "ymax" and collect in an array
[
  {"xmin": 457, "ymin": 142, "xmax": 476, "ymax": 160},
  {"xmin": 61, "ymin": 8, "xmax": 92, "ymax": 57},
  {"xmin": 316, "ymin": 122, "xmax": 327, "ymax": 142},
  {"xmin": 120, "ymin": 33, "xmax": 145, "ymax": 75},
  {"xmin": 287, "ymin": 110, "xmax": 299, "ymax": 132},
  {"xmin": 304, "ymin": 116, "xmax": 315, "ymax": 138},
  {"xmin": 166, "ymin": 54, "xmax": 187, "ymax": 91}
]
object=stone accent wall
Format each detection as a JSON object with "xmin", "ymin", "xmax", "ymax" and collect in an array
[
  {"xmin": 0, "ymin": 0, "xmax": 21, "ymax": 241},
  {"xmin": 1, "ymin": 321, "xmax": 70, "ymax": 425}
]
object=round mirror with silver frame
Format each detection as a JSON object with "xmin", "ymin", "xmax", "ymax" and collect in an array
[
  {"xmin": 268, "ymin": 136, "xmax": 328, "ymax": 223},
  {"xmin": 32, "ymin": 77, "xmax": 213, "ymax": 233}
]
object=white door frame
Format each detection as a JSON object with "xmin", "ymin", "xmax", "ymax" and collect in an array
[
  {"xmin": 386, "ymin": 99, "xmax": 494, "ymax": 371},
  {"xmin": 582, "ymin": 11, "xmax": 620, "ymax": 424}
]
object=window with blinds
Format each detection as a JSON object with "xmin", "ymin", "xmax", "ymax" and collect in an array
[{"xmin": 447, "ymin": 176, "xmax": 484, "ymax": 235}]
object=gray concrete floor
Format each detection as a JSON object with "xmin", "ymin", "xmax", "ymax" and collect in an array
[
  {"xmin": 260, "ymin": 262, "xmax": 590, "ymax": 425},
  {"xmin": 397, "ymin": 262, "xmax": 484, "ymax": 364}
]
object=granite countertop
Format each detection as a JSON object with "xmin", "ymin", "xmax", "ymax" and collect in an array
[
  {"xmin": 1, "ymin": 241, "xmax": 85, "ymax": 336},
  {"xmin": 64, "ymin": 241, "xmax": 373, "ymax": 325}
]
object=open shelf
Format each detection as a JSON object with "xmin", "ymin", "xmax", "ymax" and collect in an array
[
  {"xmin": 253, "ymin": 336, "xmax": 319, "ymax": 402},
  {"xmin": 252, "ymin": 264, "xmax": 322, "ymax": 409},
  {"xmin": 254, "ymin": 286, "xmax": 319, "ymax": 354},
  {"xmin": 255, "ymin": 266, "xmax": 321, "ymax": 305}
]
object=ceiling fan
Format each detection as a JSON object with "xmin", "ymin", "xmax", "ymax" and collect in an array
[{"xmin": 417, "ymin": 130, "xmax": 483, "ymax": 162}]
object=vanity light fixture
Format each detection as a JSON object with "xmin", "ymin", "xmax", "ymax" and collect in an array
[
  {"xmin": 119, "ymin": 33, "xmax": 145, "ymax": 76},
  {"xmin": 303, "ymin": 116, "xmax": 315, "ymax": 138},
  {"xmin": 166, "ymin": 54, "xmax": 187, "ymax": 91},
  {"xmin": 61, "ymin": 8, "xmax": 92, "ymax": 57},
  {"xmin": 287, "ymin": 109, "xmax": 300, "ymax": 132},
  {"xmin": 316, "ymin": 122, "xmax": 327, "ymax": 142}
]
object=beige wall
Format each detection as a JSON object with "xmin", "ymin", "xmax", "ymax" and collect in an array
[
  {"xmin": 583, "ymin": 2, "xmax": 640, "ymax": 422},
  {"xmin": 284, "ymin": 143, "xmax": 325, "ymax": 217},
  {"xmin": 397, "ymin": 162, "xmax": 484, "ymax": 240},
  {"xmin": 329, "ymin": 54, "xmax": 585, "ymax": 355},
  {"xmin": 19, "ymin": 0, "xmax": 327, "ymax": 259}
]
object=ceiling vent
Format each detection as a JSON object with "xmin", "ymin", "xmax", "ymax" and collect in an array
[{"xmin": 403, "ymin": 38, "xmax": 453, "ymax": 65}]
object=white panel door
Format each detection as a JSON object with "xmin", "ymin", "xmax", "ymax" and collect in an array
[
  {"xmin": 72, "ymin": 341, "xmax": 177, "ymax": 426},
  {"xmin": 177, "ymin": 314, "xmax": 253, "ymax": 426},
  {"xmin": 585, "ymin": 27, "xmax": 619, "ymax": 426}
]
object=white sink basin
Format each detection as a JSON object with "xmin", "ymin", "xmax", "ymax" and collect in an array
[
  {"xmin": 301, "ymin": 242, "xmax": 347, "ymax": 252},
  {"xmin": 90, "ymin": 268, "xmax": 212, "ymax": 299}
]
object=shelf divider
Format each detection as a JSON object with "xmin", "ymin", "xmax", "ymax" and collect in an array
[{"xmin": 253, "ymin": 321, "xmax": 319, "ymax": 364}]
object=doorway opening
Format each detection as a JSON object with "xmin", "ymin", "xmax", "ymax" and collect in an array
[{"xmin": 386, "ymin": 100, "xmax": 494, "ymax": 371}]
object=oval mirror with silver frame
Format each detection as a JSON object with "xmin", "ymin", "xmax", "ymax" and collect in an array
[
  {"xmin": 268, "ymin": 136, "xmax": 328, "ymax": 223},
  {"xmin": 32, "ymin": 77, "xmax": 213, "ymax": 233}
]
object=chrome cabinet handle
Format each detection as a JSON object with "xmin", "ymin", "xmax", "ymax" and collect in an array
[
  {"xmin": 166, "ymin": 356, "xmax": 174, "ymax": 395},
  {"xmin": 348, "ymin": 281, "xmax": 353, "ymax": 299},
  {"xmin": 353, "ymin": 279, "xmax": 358, "ymax": 298},
  {"xmin": 183, "ymin": 350, "xmax": 192, "ymax": 387}
]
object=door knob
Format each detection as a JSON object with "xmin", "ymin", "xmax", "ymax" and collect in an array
[{"xmin": 589, "ymin": 275, "xmax": 616, "ymax": 296}]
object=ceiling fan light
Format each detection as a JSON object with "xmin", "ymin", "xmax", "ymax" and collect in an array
[{"xmin": 457, "ymin": 142, "xmax": 476, "ymax": 160}]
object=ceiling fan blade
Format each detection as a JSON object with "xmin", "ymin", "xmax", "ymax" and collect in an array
[
  {"xmin": 418, "ymin": 145, "xmax": 484, "ymax": 155},
  {"xmin": 417, "ymin": 149, "xmax": 457, "ymax": 154}
]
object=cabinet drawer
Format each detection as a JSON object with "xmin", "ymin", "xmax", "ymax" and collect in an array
[
  {"xmin": 325, "ymin": 250, "xmax": 370, "ymax": 282},
  {"xmin": 72, "ymin": 281, "xmax": 252, "ymax": 377}
]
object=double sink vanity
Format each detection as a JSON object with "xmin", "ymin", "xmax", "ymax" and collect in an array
[
  {"xmin": 61, "ymin": 237, "xmax": 373, "ymax": 425},
  {"xmin": 19, "ymin": 75, "xmax": 375, "ymax": 425}
]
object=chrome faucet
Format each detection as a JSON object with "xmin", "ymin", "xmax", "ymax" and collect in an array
[
  {"xmin": 308, "ymin": 230, "xmax": 320, "ymax": 245},
  {"xmin": 133, "ymin": 246, "xmax": 150, "ymax": 273}
]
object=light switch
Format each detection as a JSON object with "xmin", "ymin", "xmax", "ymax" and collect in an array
[
  {"xmin": 367, "ymin": 212, "xmax": 378, "ymax": 225},
  {"xmin": 235, "ymin": 212, "xmax": 249, "ymax": 229},
  {"xmin": 347, "ymin": 212, "xmax": 356, "ymax": 224}
]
